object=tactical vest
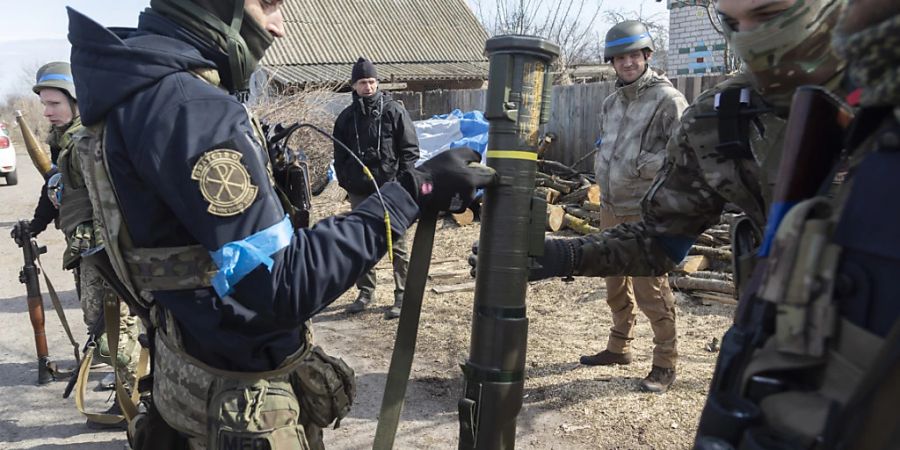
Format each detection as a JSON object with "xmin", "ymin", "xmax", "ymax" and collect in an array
[
  {"xmin": 695, "ymin": 107, "xmax": 900, "ymax": 449},
  {"xmin": 73, "ymin": 71, "xmax": 353, "ymax": 448},
  {"xmin": 54, "ymin": 118, "xmax": 94, "ymax": 237}
]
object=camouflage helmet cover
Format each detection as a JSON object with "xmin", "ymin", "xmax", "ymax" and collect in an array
[
  {"xmin": 604, "ymin": 20, "xmax": 654, "ymax": 61},
  {"xmin": 33, "ymin": 61, "xmax": 77, "ymax": 100},
  {"xmin": 721, "ymin": 0, "xmax": 846, "ymax": 108}
]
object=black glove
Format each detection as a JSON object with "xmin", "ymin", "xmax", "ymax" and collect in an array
[
  {"xmin": 399, "ymin": 147, "xmax": 497, "ymax": 213},
  {"xmin": 11, "ymin": 220, "xmax": 32, "ymax": 247},
  {"xmin": 468, "ymin": 237, "xmax": 580, "ymax": 281}
]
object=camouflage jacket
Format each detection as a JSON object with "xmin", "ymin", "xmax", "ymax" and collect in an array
[
  {"xmin": 575, "ymin": 73, "xmax": 787, "ymax": 276},
  {"xmin": 595, "ymin": 68, "xmax": 688, "ymax": 216}
]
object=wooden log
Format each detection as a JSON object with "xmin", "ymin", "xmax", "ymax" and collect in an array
[
  {"xmin": 547, "ymin": 204, "xmax": 566, "ymax": 231},
  {"xmin": 431, "ymin": 257, "xmax": 457, "ymax": 264},
  {"xmin": 587, "ymin": 184, "xmax": 601, "ymax": 204},
  {"xmin": 431, "ymin": 281, "xmax": 476, "ymax": 294},
  {"xmin": 558, "ymin": 185, "xmax": 589, "ymax": 204},
  {"xmin": 563, "ymin": 205, "xmax": 602, "ymax": 223},
  {"xmin": 428, "ymin": 269, "xmax": 470, "ymax": 280},
  {"xmin": 690, "ymin": 271, "xmax": 733, "ymax": 281},
  {"xmin": 536, "ymin": 172, "xmax": 580, "ymax": 192},
  {"xmin": 563, "ymin": 214, "xmax": 600, "ymax": 235},
  {"xmin": 689, "ymin": 245, "xmax": 733, "ymax": 262},
  {"xmin": 535, "ymin": 187, "xmax": 561, "ymax": 204},
  {"xmin": 538, "ymin": 159, "xmax": 579, "ymax": 177},
  {"xmin": 581, "ymin": 201, "xmax": 603, "ymax": 212},
  {"xmin": 692, "ymin": 291, "xmax": 738, "ymax": 306},
  {"xmin": 675, "ymin": 255, "xmax": 709, "ymax": 274},
  {"xmin": 669, "ymin": 276, "xmax": 735, "ymax": 295},
  {"xmin": 451, "ymin": 208, "xmax": 475, "ymax": 227},
  {"xmin": 696, "ymin": 233, "xmax": 718, "ymax": 247}
]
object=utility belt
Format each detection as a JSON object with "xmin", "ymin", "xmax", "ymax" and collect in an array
[{"xmin": 150, "ymin": 321, "xmax": 355, "ymax": 450}]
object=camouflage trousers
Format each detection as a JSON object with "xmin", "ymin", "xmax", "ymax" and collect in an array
[
  {"xmin": 77, "ymin": 263, "xmax": 141, "ymax": 390},
  {"xmin": 600, "ymin": 209, "xmax": 678, "ymax": 369},
  {"xmin": 151, "ymin": 328, "xmax": 323, "ymax": 450}
]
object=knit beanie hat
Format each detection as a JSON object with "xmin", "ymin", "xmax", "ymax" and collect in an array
[{"xmin": 351, "ymin": 57, "xmax": 378, "ymax": 83}]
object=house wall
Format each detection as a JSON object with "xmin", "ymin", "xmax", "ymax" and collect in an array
[{"xmin": 666, "ymin": 0, "xmax": 727, "ymax": 77}]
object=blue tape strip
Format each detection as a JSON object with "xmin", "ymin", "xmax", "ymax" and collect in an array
[
  {"xmin": 210, "ymin": 215, "xmax": 293, "ymax": 297},
  {"xmin": 758, "ymin": 201, "xmax": 797, "ymax": 257},
  {"xmin": 606, "ymin": 33, "xmax": 652, "ymax": 48},
  {"xmin": 655, "ymin": 235, "xmax": 697, "ymax": 263},
  {"xmin": 38, "ymin": 73, "xmax": 74, "ymax": 83}
]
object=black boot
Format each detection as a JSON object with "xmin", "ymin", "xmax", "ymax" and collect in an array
[{"xmin": 345, "ymin": 292, "xmax": 372, "ymax": 314}]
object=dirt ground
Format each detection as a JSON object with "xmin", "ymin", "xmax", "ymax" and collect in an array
[{"xmin": 0, "ymin": 139, "xmax": 734, "ymax": 449}]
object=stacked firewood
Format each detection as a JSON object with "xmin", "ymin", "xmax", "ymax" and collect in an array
[{"xmin": 669, "ymin": 215, "xmax": 739, "ymax": 305}]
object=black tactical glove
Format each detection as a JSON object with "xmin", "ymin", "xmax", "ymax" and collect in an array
[
  {"xmin": 399, "ymin": 147, "xmax": 497, "ymax": 213},
  {"xmin": 468, "ymin": 236, "xmax": 580, "ymax": 281},
  {"xmin": 11, "ymin": 220, "xmax": 37, "ymax": 246}
]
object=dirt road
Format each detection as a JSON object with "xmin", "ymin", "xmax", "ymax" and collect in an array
[{"xmin": 0, "ymin": 141, "xmax": 734, "ymax": 449}]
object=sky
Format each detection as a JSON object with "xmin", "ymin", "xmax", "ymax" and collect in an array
[{"xmin": 0, "ymin": 0, "xmax": 668, "ymax": 99}]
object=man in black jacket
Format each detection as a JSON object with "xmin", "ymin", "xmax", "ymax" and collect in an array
[{"xmin": 333, "ymin": 57, "xmax": 420, "ymax": 319}]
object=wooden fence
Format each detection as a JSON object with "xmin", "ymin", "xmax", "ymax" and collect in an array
[{"xmin": 394, "ymin": 75, "xmax": 726, "ymax": 173}]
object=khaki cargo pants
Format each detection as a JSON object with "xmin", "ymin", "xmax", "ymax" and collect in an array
[{"xmin": 600, "ymin": 209, "xmax": 677, "ymax": 369}]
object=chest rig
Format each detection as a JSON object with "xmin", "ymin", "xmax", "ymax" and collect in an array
[{"xmin": 695, "ymin": 92, "xmax": 900, "ymax": 449}]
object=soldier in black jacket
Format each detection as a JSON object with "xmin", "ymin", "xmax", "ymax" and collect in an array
[{"xmin": 333, "ymin": 57, "xmax": 420, "ymax": 319}]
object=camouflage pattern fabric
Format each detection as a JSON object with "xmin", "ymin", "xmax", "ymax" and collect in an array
[
  {"xmin": 575, "ymin": 74, "xmax": 787, "ymax": 277},
  {"xmin": 153, "ymin": 329, "xmax": 313, "ymax": 450},
  {"xmin": 724, "ymin": 0, "xmax": 847, "ymax": 110},
  {"xmin": 833, "ymin": 13, "xmax": 900, "ymax": 107},
  {"xmin": 595, "ymin": 68, "xmax": 688, "ymax": 216},
  {"xmin": 81, "ymin": 262, "xmax": 140, "ymax": 389}
]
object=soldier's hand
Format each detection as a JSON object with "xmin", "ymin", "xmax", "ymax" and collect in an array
[
  {"xmin": 11, "ymin": 221, "xmax": 32, "ymax": 246},
  {"xmin": 400, "ymin": 148, "xmax": 497, "ymax": 213},
  {"xmin": 469, "ymin": 237, "xmax": 579, "ymax": 281}
]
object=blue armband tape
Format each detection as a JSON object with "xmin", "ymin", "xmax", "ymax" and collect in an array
[
  {"xmin": 210, "ymin": 215, "xmax": 293, "ymax": 298},
  {"xmin": 758, "ymin": 201, "xmax": 796, "ymax": 257},
  {"xmin": 655, "ymin": 235, "xmax": 697, "ymax": 263}
]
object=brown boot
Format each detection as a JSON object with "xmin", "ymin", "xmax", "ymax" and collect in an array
[
  {"xmin": 579, "ymin": 350, "xmax": 633, "ymax": 366},
  {"xmin": 639, "ymin": 365, "xmax": 676, "ymax": 393}
]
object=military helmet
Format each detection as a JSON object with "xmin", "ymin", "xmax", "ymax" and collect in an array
[
  {"xmin": 33, "ymin": 61, "xmax": 76, "ymax": 100},
  {"xmin": 604, "ymin": 20, "xmax": 654, "ymax": 62}
]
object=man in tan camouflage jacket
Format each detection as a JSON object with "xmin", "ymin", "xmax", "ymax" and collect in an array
[{"xmin": 583, "ymin": 20, "xmax": 689, "ymax": 393}]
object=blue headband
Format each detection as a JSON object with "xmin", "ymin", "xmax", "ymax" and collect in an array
[
  {"xmin": 37, "ymin": 73, "xmax": 73, "ymax": 83},
  {"xmin": 606, "ymin": 33, "xmax": 651, "ymax": 48}
]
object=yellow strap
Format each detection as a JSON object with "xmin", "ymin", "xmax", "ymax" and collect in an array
[
  {"xmin": 74, "ymin": 344, "xmax": 126, "ymax": 425},
  {"xmin": 486, "ymin": 150, "xmax": 538, "ymax": 161}
]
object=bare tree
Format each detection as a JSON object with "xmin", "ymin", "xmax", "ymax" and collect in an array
[
  {"xmin": 603, "ymin": 8, "xmax": 669, "ymax": 73},
  {"xmin": 472, "ymin": 0, "xmax": 605, "ymax": 73}
]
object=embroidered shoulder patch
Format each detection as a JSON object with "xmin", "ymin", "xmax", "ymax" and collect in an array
[{"xmin": 191, "ymin": 149, "xmax": 258, "ymax": 217}]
